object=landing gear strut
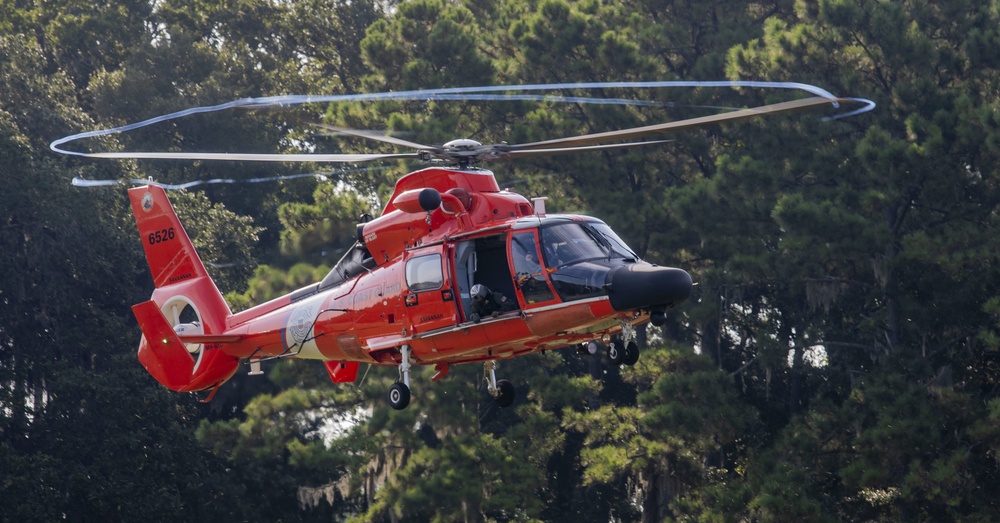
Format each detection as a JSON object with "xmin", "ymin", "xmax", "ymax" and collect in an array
[
  {"xmin": 386, "ymin": 348, "xmax": 519, "ymax": 410},
  {"xmin": 388, "ymin": 345, "xmax": 412, "ymax": 410},
  {"xmin": 607, "ymin": 320, "xmax": 640, "ymax": 366},
  {"xmin": 484, "ymin": 360, "xmax": 515, "ymax": 408}
]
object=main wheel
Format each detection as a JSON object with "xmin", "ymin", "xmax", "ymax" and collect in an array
[
  {"xmin": 607, "ymin": 342, "xmax": 624, "ymax": 365},
  {"xmin": 495, "ymin": 379, "xmax": 515, "ymax": 408},
  {"xmin": 388, "ymin": 382, "xmax": 411, "ymax": 410},
  {"xmin": 623, "ymin": 341, "xmax": 640, "ymax": 366}
]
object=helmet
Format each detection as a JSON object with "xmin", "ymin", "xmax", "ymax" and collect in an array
[{"xmin": 471, "ymin": 284, "xmax": 489, "ymax": 302}]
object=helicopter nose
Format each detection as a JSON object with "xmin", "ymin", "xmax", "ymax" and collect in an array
[{"xmin": 607, "ymin": 264, "xmax": 693, "ymax": 312}]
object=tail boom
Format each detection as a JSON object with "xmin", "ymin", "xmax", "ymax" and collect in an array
[{"xmin": 129, "ymin": 185, "xmax": 369, "ymax": 394}]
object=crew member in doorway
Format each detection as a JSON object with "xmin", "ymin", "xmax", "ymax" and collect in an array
[{"xmin": 470, "ymin": 284, "xmax": 516, "ymax": 322}]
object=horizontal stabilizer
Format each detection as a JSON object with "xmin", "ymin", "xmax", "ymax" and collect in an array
[
  {"xmin": 324, "ymin": 361, "xmax": 360, "ymax": 383},
  {"xmin": 177, "ymin": 333, "xmax": 246, "ymax": 344}
]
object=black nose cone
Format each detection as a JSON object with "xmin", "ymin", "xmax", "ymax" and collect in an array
[{"xmin": 607, "ymin": 264, "xmax": 692, "ymax": 312}]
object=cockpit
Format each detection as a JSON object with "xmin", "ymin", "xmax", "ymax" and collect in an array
[
  {"xmin": 537, "ymin": 220, "xmax": 638, "ymax": 268},
  {"xmin": 526, "ymin": 218, "xmax": 640, "ymax": 303}
]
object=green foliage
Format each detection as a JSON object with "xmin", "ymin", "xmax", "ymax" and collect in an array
[
  {"xmin": 565, "ymin": 347, "xmax": 757, "ymax": 521},
  {"xmin": 169, "ymin": 190, "xmax": 264, "ymax": 295},
  {"xmin": 0, "ymin": 32, "xmax": 255, "ymax": 519},
  {"xmin": 278, "ymin": 182, "xmax": 375, "ymax": 261},
  {"xmin": 6, "ymin": 0, "xmax": 1000, "ymax": 521},
  {"xmin": 361, "ymin": 0, "xmax": 492, "ymax": 91}
]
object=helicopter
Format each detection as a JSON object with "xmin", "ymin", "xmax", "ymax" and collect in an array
[{"xmin": 126, "ymin": 94, "xmax": 852, "ymax": 409}]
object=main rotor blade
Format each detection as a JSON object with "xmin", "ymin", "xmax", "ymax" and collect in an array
[
  {"xmin": 82, "ymin": 151, "xmax": 420, "ymax": 163},
  {"xmin": 312, "ymin": 123, "xmax": 433, "ymax": 151},
  {"xmin": 497, "ymin": 139, "xmax": 673, "ymax": 160},
  {"xmin": 508, "ymin": 96, "xmax": 843, "ymax": 152}
]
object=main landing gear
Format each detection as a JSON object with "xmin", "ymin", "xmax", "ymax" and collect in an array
[
  {"xmin": 388, "ymin": 345, "xmax": 412, "ymax": 410},
  {"xmin": 386, "ymin": 346, "xmax": 516, "ymax": 410}
]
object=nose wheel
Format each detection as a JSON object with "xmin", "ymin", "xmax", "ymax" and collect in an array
[
  {"xmin": 484, "ymin": 360, "xmax": 516, "ymax": 408},
  {"xmin": 606, "ymin": 320, "xmax": 641, "ymax": 366},
  {"xmin": 621, "ymin": 340, "xmax": 639, "ymax": 365}
]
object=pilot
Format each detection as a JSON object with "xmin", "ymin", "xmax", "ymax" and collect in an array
[
  {"xmin": 543, "ymin": 243, "xmax": 563, "ymax": 267},
  {"xmin": 522, "ymin": 252, "xmax": 541, "ymax": 272},
  {"xmin": 515, "ymin": 251, "xmax": 542, "ymax": 289},
  {"xmin": 512, "ymin": 236, "xmax": 542, "ymax": 278},
  {"xmin": 469, "ymin": 284, "xmax": 516, "ymax": 322}
]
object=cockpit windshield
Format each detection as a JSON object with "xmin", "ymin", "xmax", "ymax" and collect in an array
[
  {"xmin": 539, "ymin": 223, "xmax": 605, "ymax": 268},
  {"xmin": 591, "ymin": 222, "xmax": 638, "ymax": 260},
  {"xmin": 538, "ymin": 221, "xmax": 638, "ymax": 268}
]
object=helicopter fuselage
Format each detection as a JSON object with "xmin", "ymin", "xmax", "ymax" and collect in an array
[
  {"xmin": 220, "ymin": 168, "xmax": 688, "ymax": 366},
  {"xmin": 130, "ymin": 166, "xmax": 692, "ymax": 402}
]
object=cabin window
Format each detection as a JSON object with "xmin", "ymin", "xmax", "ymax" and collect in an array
[{"xmin": 405, "ymin": 254, "xmax": 443, "ymax": 292}]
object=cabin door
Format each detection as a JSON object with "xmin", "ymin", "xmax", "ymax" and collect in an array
[{"xmin": 402, "ymin": 246, "xmax": 459, "ymax": 335}]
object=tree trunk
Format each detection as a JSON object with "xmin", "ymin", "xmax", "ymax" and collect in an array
[
  {"xmin": 701, "ymin": 315, "xmax": 722, "ymax": 369},
  {"xmin": 640, "ymin": 458, "xmax": 678, "ymax": 522}
]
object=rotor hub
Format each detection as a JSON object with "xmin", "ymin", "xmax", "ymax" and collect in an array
[{"xmin": 442, "ymin": 138, "xmax": 482, "ymax": 150}]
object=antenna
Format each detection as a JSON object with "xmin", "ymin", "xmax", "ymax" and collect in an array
[{"xmin": 531, "ymin": 197, "xmax": 548, "ymax": 216}]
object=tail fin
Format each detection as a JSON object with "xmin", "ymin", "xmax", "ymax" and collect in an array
[{"xmin": 128, "ymin": 186, "xmax": 238, "ymax": 392}]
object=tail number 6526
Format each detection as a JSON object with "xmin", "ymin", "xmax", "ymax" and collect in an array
[{"xmin": 148, "ymin": 227, "xmax": 176, "ymax": 245}]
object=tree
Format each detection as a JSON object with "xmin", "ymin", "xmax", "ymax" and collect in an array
[
  {"xmin": 12, "ymin": 0, "xmax": 1000, "ymax": 520},
  {"xmin": 698, "ymin": 0, "xmax": 1000, "ymax": 518},
  {"xmin": 0, "ymin": 32, "xmax": 253, "ymax": 520}
]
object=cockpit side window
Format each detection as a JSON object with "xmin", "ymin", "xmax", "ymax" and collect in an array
[
  {"xmin": 535, "ymin": 221, "xmax": 636, "ymax": 303},
  {"xmin": 511, "ymin": 232, "xmax": 555, "ymax": 304},
  {"xmin": 511, "ymin": 234, "xmax": 542, "ymax": 273}
]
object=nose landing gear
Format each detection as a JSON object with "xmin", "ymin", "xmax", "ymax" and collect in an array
[{"xmin": 606, "ymin": 320, "xmax": 640, "ymax": 366}]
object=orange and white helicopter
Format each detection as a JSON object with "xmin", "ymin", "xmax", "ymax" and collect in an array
[{"xmin": 127, "ymin": 95, "xmax": 850, "ymax": 409}]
